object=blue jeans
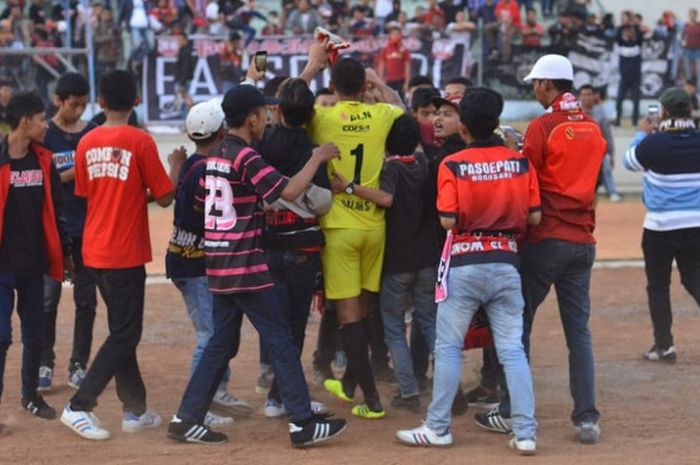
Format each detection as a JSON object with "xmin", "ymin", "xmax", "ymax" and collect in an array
[
  {"xmin": 0, "ymin": 272, "xmax": 45, "ymax": 401},
  {"xmin": 683, "ymin": 48, "xmax": 700, "ymax": 89},
  {"xmin": 501, "ymin": 240, "xmax": 599, "ymax": 426},
  {"xmin": 266, "ymin": 249, "xmax": 320, "ymax": 402},
  {"xmin": 172, "ymin": 276, "xmax": 231, "ymax": 391},
  {"xmin": 599, "ymin": 155, "xmax": 619, "ymax": 197},
  {"xmin": 176, "ymin": 289, "xmax": 313, "ymax": 423},
  {"xmin": 426, "ymin": 263, "xmax": 537, "ymax": 440},
  {"xmin": 380, "ymin": 266, "xmax": 437, "ymax": 397}
]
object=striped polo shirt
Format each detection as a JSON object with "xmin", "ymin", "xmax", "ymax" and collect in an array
[{"xmin": 196, "ymin": 135, "xmax": 288, "ymax": 294}]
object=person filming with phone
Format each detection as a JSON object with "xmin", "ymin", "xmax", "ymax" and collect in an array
[{"xmin": 624, "ymin": 87, "xmax": 700, "ymax": 365}]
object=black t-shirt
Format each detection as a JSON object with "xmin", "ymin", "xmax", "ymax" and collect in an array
[
  {"xmin": 43, "ymin": 119, "xmax": 96, "ymax": 237},
  {"xmin": 29, "ymin": 4, "xmax": 47, "ymax": 24},
  {"xmin": 380, "ymin": 152, "xmax": 441, "ymax": 274},
  {"xmin": 0, "ymin": 150, "xmax": 47, "ymax": 277}
]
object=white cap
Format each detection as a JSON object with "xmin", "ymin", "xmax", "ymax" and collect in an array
[
  {"xmin": 523, "ymin": 54, "xmax": 574, "ymax": 83},
  {"xmin": 186, "ymin": 99, "xmax": 225, "ymax": 140}
]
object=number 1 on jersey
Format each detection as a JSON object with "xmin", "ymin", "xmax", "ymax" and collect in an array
[{"xmin": 350, "ymin": 143, "xmax": 364, "ymax": 185}]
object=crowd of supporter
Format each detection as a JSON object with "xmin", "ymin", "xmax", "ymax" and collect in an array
[{"xmin": 0, "ymin": 1, "xmax": 700, "ymax": 102}]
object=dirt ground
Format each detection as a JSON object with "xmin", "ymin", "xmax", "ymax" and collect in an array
[{"xmin": 2, "ymin": 199, "xmax": 699, "ymax": 465}]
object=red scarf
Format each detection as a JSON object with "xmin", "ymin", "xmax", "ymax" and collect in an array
[{"xmin": 548, "ymin": 92, "xmax": 582, "ymax": 113}]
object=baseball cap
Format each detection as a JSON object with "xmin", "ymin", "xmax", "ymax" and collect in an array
[
  {"xmin": 659, "ymin": 87, "xmax": 691, "ymax": 110},
  {"xmin": 186, "ymin": 99, "xmax": 225, "ymax": 140},
  {"xmin": 221, "ymin": 85, "xmax": 279, "ymax": 123},
  {"xmin": 432, "ymin": 95, "xmax": 463, "ymax": 110},
  {"xmin": 523, "ymin": 54, "xmax": 574, "ymax": 83}
]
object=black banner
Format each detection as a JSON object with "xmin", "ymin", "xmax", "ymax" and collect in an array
[{"xmin": 142, "ymin": 33, "xmax": 673, "ymax": 124}]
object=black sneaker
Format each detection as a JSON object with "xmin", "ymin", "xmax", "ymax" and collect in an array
[
  {"xmin": 643, "ymin": 345, "xmax": 677, "ymax": 364},
  {"xmin": 167, "ymin": 416, "xmax": 228, "ymax": 444},
  {"xmin": 289, "ymin": 413, "xmax": 347, "ymax": 448},
  {"xmin": 390, "ymin": 394, "xmax": 421, "ymax": 413},
  {"xmin": 22, "ymin": 395, "xmax": 56, "ymax": 420},
  {"xmin": 475, "ymin": 407, "xmax": 512, "ymax": 434},
  {"xmin": 465, "ymin": 385, "xmax": 499, "ymax": 409}
]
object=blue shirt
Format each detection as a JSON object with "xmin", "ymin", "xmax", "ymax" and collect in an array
[
  {"xmin": 624, "ymin": 121, "xmax": 700, "ymax": 231},
  {"xmin": 165, "ymin": 154, "xmax": 207, "ymax": 278},
  {"xmin": 42, "ymin": 120, "xmax": 96, "ymax": 238}
]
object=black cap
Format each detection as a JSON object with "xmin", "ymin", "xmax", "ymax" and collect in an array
[{"xmin": 222, "ymin": 85, "xmax": 279, "ymax": 122}]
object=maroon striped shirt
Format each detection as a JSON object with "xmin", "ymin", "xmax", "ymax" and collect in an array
[{"xmin": 196, "ymin": 135, "xmax": 288, "ymax": 294}]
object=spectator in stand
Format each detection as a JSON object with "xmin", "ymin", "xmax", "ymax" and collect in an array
[
  {"xmin": 150, "ymin": 0, "xmax": 178, "ymax": 33},
  {"xmin": 495, "ymin": 0, "xmax": 520, "ymax": 62},
  {"xmin": 94, "ymin": 8, "xmax": 122, "ymax": 83},
  {"xmin": 579, "ymin": 84, "xmax": 621, "ymax": 202},
  {"xmin": 220, "ymin": 31, "xmax": 245, "ymax": 94},
  {"xmin": 423, "ymin": 0, "xmax": 445, "ymax": 30},
  {"xmin": 0, "ymin": 79, "xmax": 12, "ymax": 136},
  {"xmin": 286, "ymin": 0, "xmax": 322, "ymax": 35},
  {"xmin": 521, "ymin": 7, "xmax": 543, "ymax": 48},
  {"xmin": 476, "ymin": 0, "xmax": 498, "ymax": 59},
  {"xmin": 349, "ymin": 5, "xmax": 378, "ymax": 38},
  {"xmin": 29, "ymin": 0, "xmax": 48, "ymax": 25},
  {"xmin": 683, "ymin": 8, "xmax": 700, "ymax": 89},
  {"xmin": 261, "ymin": 10, "xmax": 283, "ymax": 35},
  {"xmin": 377, "ymin": 24, "xmax": 411, "ymax": 98},
  {"xmin": 549, "ymin": 11, "xmax": 577, "ymax": 55},
  {"xmin": 615, "ymin": 15, "xmax": 643, "ymax": 126},
  {"xmin": 119, "ymin": 0, "xmax": 155, "ymax": 66},
  {"xmin": 601, "ymin": 13, "xmax": 615, "ymax": 38},
  {"xmin": 446, "ymin": 10, "xmax": 475, "ymax": 76},
  {"xmin": 205, "ymin": 0, "xmax": 224, "ymax": 35},
  {"xmin": 227, "ymin": 0, "xmax": 267, "ymax": 47},
  {"xmin": 186, "ymin": 0, "xmax": 208, "ymax": 32},
  {"xmin": 384, "ymin": 0, "xmax": 401, "ymax": 26},
  {"xmin": 173, "ymin": 32, "xmax": 195, "ymax": 115},
  {"xmin": 583, "ymin": 12, "xmax": 601, "ymax": 35}
]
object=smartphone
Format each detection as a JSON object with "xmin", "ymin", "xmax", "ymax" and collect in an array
[
  {"xmin": 254, "ymin": 51, "xmax": 267, "ymax": 73},
  {"xmin": 648, "ymin": 104, "xmax": 660, "ymax": 127}
]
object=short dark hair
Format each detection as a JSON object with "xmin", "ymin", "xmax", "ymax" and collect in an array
[
  {"xmin": 459, "ymin": 87, "xmax": 503, "ymax": 140},
  {"xmin": 187, "ymin": 131, "xmax": 220, "ymax": 146},
  {"xmin": 578, "ymin": 84, "xmax": 594, "ymax": 94},
  {"xmin": 0, "ymin": 78, "xmax": 12, "ymax": 88},
  {"xmin": 526, "ymin": 7, "xmax": 536, "ymax": 14},
  {"xmin": 386, "ymin": 114, "xmax": 420, "ymax": 156},
  {"xmin": 408, "ymin": 75, "xmax": 433, "ymax": 89},
  {"xmin": 552, "ymin": 79, "xmax": 573, "ymax": 93},
  {"xmin": 6, "ymin": 91, "xmax": 45, "ymax": 129},
  {"xmin": 411, "ymin": 87, "xmax": 439, "ymax": 111},
  {"xmin": 315, "ymin": 87, "xmax": 334, "ymax": 97},
  {"xmin": 666, "ymin": 104, "xmax": 691, "ymax": 118},
  {"xmin": 330, "ymin": 58, "xmax": 366, "ymax": 96},
  {"xmin": 55, "ymin": 72, "xmax": 90, "ymax": 100},
  {"xmin": 446, "ymin": 76, "xmax": 473, "ymax": 88},
  {"xmin": 264, "ymin": 76, "xmax": 288, "ymax": 98},
  {"xmin": 99, "ymin": 70, "xmax": 137, "ymax": 111},
  {"xmin": 278, "ymin": 78, "xmax": 315, "ymax": 127},
  {"xmin": 686, "ymin": 78, "xmax": 697, "ymax": 87}
]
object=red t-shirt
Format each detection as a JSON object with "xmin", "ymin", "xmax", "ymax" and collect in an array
[
  {"xmin": 521, "ymin": 23, "xmax": 544, "ymax": 47},
  {"xmin": 495, "ymin": 1, "xmax": 521, "ymax": 28},
  {"xmin": 684, "ymin": 22, "xmax": 700, "ymax": 49},
  {"xmin": 437, "ymin": 141, "xmax": 540, "ymax": 268},
  {"xmin": 521, "ymin": 94, "xmax": 607, "ymax": 244},
  {"xmin": 380, "ymin": 41, "xmax": 411, "ymax": 82},
  {"xmin": 74, "ymin": 125, "xmax": 174, "ymax": 268}
]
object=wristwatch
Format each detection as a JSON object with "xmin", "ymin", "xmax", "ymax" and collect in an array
[{"xmin": 344, "ymin": 182, "xmax": 355, "ymax": 195}]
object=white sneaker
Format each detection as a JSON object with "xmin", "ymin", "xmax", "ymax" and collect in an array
[
  {"xmin": 204, "ymin": 411, "xmax": 234, "ymax": 428},
  {"xmin": 609, "ymin": 193, "xmax": 622, "ymax": 202},
  {"xmin": 264, "ymin": 399, "xmax": 286, "ymax": 418},
  {"xmin": 510, "ymin": 437, "xmax": 537, "ymax": 455},
  {"xmin": 122, "ymin": 409, "xmax": 162, "ymax": 433},
  {"xmin": 60, "ymin": 406, "xmax": 110, "ymax": 440},
  {"xmin": 264, "ymin": 399, "xmax": 327, "ymax": 418},
  {"xmin": 212, "ymin": 389, "xmax": 253, "ymax": 417},
  {"xmin": 396, "ymin": 423, "xmax": 453, "ymax": 447}
]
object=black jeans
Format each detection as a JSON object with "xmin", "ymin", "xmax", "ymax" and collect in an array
[
  {"xmin": 642, "ymin": 228, "xmax": 700, "ymax": 350},
  {"xmin": 266, "ymin": 250, "xmax": 320, "ymax": 403},
  {"xmin": 41, "ymin": 236, "xmax": 97, "ymax": 369},
  {"xmin": 0, "ymin": 272, "xmax": 44, "ymax": 401},
  {"xmin": 500, "ymin": 240, "xmax": 599, "ymax": 426},
  {"xmin": 615, "ymin": 76, "xmax": 641, "ymax": 126},
  {"xmin": 70, "ymin": 266, "xmax": 147, "ymax": 415}
]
